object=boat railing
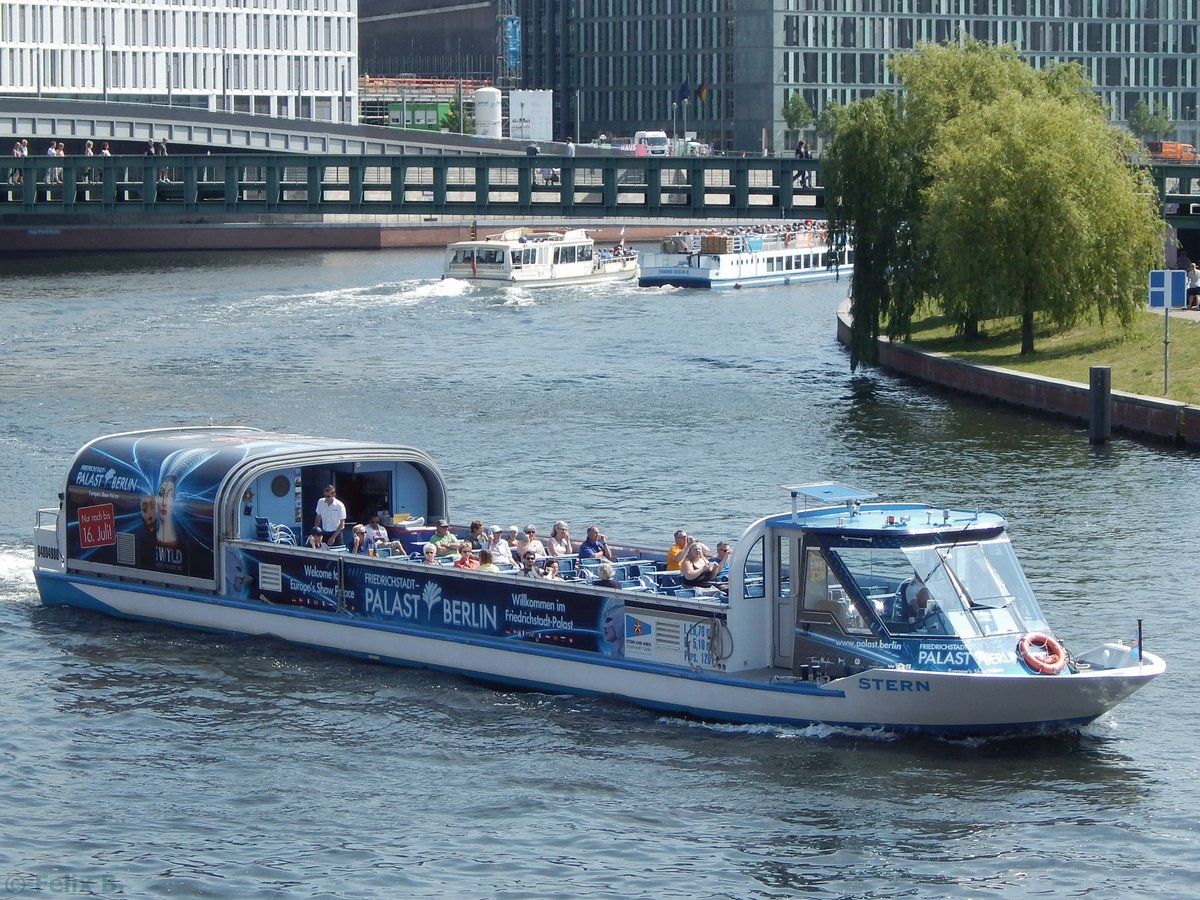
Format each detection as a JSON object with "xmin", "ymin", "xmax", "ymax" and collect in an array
[
  {"xmin": 234, "ymin": 530, "xmax": 723, "ymax": 602},
  {"xmin": 35, "ymin": 507, "xmax": 60, "ymax": 529}
]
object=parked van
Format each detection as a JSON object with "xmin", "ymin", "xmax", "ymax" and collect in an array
[
  {"xmin": 633, "ymin": 130, "xmax": 670, "ymax": 156},
  {"xmin": 1147, "ymin": 141, "xmax": 1200, "ymax": 162}
]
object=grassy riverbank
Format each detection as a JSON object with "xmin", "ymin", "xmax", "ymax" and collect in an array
[{"xmin": 906, "ymin": 308, "xmax": 1200, "ymax": 406}]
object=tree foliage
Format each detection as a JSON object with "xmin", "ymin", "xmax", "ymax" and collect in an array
[
  {"xmin": 1127, "ymin": 98, "xmax": 1175, "ymax": 141},
  {"xmin": 823, "ymin": 40, "xmax": 1165, "ymax": 366},
  {"xmin": 782, "ymin": 93, "xmax": 814, "ymax": 133}
]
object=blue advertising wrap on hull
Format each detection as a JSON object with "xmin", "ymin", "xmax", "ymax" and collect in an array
[
  {"xmin": 67, "ymin": 428, "xmax": 281, "ymax": 585},
  {"xmin": 792, "ymin": 630, "xmax": 1032, "ymax": 676},
  {"xmin": 225, "ymin": 545, "xmax": 626, "ymax": 656}
]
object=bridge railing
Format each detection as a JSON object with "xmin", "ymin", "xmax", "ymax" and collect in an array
[
  {"xmin": 6, "ymin": 153, "xmax": 1196, "ymax": 225},
  {"xmin": 0, "ymin": 153, "xmax": 827, "ymax": 219}
]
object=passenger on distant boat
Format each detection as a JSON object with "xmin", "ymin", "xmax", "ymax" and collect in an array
[
  {"xmin": 421, "ymin": 543, "xmax": 438, "ymax": 563},
  {"xmin": 578, "ymin": 525, "xmax": 613, "ymax": 561},
  {"xmin": 542, "ymin": 558, "xmax": 562, "ymax": 580},
  {"xmin": 306, "ymin": 528, "xmax": 327, "ymax": 550},
  {"xmin": 546, "ymin": 521, "xmax": 572, "ymax": 557},
  {"xmin": 350, "ymin": 524, "xmax": 376, "ymax": 556},
  {"xmin": 665, "ymin": 530, "xmax": 690, "ymax": 571},
  {"xmin": 519, "ymin": 525, "xmax": 546, "ymax": 557},
  {"xmin": 477, "ymin": 549, "xmax": 500, "ymax": 572},
  {"xmin": 594, "ymin": 562, "xmax": 620, "ymax": 589},
  {"xmin": 680, "ymin": 542, "xmax": 729, "ymax": 588},
  {"xmin": 467, "ymin": 519, "xmax": 488, "ymax": 550},
  {"xmin": 486, "ymin": 526, "xmax": 514, "ymax": 565},
  {"xmin": 366, "ymin": 513, "xmax": 389, "ymax": 544},
  {"xmin": 518, "ymin": 551, "xmax": 544, "ymax": 578},
  {"xmin": 505, "ymin": 526, "xmax": 520, "ymax": 549},
  {"xmin": 431, "ymin": 518, "xmax": 458, "ymax": 556},
  {"xmin": 453, "ymin": 543, "xmax": 479, "ymax": 569}
]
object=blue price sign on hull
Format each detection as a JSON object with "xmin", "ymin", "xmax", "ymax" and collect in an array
[{"xmin": 1148, "ymin": 269, "xmax": 1187, "ymax": 308}]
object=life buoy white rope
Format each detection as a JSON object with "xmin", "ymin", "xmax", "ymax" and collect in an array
[{"xmin": 1018, "ymin": 632, "xmax": 1067, "ymax": 675}]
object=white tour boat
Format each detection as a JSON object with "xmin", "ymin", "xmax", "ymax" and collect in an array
[
  {"xmin": 33, "ymin": 427, "xmax": 1164, "ymax": 736},
  {"xmin": 443, "ymin": 227, "xmax": 639, "ymax": 287},
  {"xmin": 638, "ymin": 223, "xmax": 850, "ymax": 289}
]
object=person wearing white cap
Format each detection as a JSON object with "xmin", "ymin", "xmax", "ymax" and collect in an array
[
  {"xmin": 486, "ymin": 525, "xmax": 514, "ymax": 565},
  {"xmin": 505, "ymin": 526, "xmax": 520, "ymax": 549}
]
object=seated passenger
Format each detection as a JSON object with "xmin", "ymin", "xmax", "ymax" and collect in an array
[
  {"xmin": 505, "ymin": 526, "xmax": 521, "ymax": 549},
  {"xmin": 421, "ymin": 542, "xmax": 438, "ymax": 564},
  {"xmin": 365, "ymin": 513, "xmax": 389, "ymax": 544},
  {"xmin": 477, "ymin": 549, "xmax": 500, "ymax": 573},
  {"xmin": 714, "ymin": 541, "xmax": 732, "ymax": 580},
  {"xmin": 546, "ymin": 521, "xmax": 572, "ymax": 557},
  {"xmin": 518, "ymin": 524, "xmax": 546, "ymax": 558},
  {"xmin": 430, "ymin": 518, "xmax": 458, "ymax": 556},
  {"xmin": 594, "ymin": 562, "xmax": 620, "ymax": 589},
  {"xmin": 486, "ymin": 525, "xmax": 515, "ymax": 565},
  {"xmin": 453, "ymin": 542, "xmax": 479, "ymax": 569},
  {"xmin": 306, "ymin": 527, "xmax": 328, "ymax": 550},
  {"xmin": 518, "ymin": 550, "xmax": 544, "ymax": 577},
  {"xmin": 679, "ymin": 542, "xmax": 730, "ymax": 588},
  {"xmin": 350, "ymin": 524, "xmax": 376, "ymax": 556},
  {"xmin": 541, "ymin": 558, "xmax": 562, "ymax": 580},
  {"xmin": 578, "ymin": 524, "xmax": 613, "ymax": 561},
  {"xmin": 665, "ymin": 530, "xmax": 689, "ymax": 571},
  {"xmin": 466, "ymin": 519, "xmax": 488, "ymax": 550}
]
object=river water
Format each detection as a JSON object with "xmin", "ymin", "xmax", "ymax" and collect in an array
[{"xmin": 0, "ymin": 247, "xmax": 1196, "ymax": 898}]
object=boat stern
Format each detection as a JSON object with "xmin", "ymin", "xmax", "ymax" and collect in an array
[{"xmin": 34, "ymin": 506, "xmax": 64, "ymax": 574}]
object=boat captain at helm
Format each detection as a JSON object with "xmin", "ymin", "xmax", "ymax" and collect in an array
[{"xmin": 893, "ymin": 577, "xmax": 945, "ymax": 634}]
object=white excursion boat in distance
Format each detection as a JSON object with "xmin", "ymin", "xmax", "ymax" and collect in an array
[
  {"xmin": 638, "ymin": 222, "xmax": 851, "ymax": 289},
  {"xmin": 442, "ymin": 226, "xmax": 639, "ymax": 287},
  {"xmin": 33, "ymin": 428, "xmax": 1165, "ymax": 736}
]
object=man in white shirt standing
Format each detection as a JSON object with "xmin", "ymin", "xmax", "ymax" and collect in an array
[{"xmin": 314, "ymin": 485, "xmax": 346, "ymax": 547}]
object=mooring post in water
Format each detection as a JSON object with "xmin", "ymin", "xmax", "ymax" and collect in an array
[{"xmin": 1089, "ymin": 365, "xmax": 1111, "ymax": 444}]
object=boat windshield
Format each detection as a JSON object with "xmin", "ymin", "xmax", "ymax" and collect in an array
[{"xmin": 827, "ymin": 537, "xmax": 1050, "ymax": 638}]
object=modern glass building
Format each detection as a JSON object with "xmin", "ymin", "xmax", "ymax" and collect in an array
[
  {"xmin": 519, "ymin": 0, "xmax": 1200, "ymax": 152},
  {"xmin": 0, "ymin": 0, "xmax": 359, "ymax": 124}
]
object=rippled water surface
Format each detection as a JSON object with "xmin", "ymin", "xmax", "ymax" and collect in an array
[{"xmin": 0, "ymin": 247, "xmax": 1197, "ymax": 897}]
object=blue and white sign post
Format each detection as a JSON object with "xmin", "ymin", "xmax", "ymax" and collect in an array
[{"xmin": 1148, "ymin": 269, "xmax": 1187, "ymax": 392}]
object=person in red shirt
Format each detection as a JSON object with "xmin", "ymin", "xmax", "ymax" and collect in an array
[{"xmin": 452, "ymin": 542, "xmax": 479, "ymax": 569}]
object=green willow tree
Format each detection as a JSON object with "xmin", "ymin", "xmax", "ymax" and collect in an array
[
  {"xmin": 821, "ymin": 93, "xmax": 921, "ymax": 368},
  {"xmin": 923, "ymin": 93, "xmax": 1162, "ymax": 355},
  {"xmin": 825, "ymin": 40, "xmax": 1164, "ymax": 365}
]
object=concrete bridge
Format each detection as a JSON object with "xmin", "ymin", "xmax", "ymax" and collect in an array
[{"xmin": 2, "ymin": 98, "xmax": 1197, "ymax": 253}]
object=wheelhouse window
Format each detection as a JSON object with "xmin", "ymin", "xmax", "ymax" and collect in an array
[
  {"xmin": 824, "ymin": 537, "xmax": 1049, "ymax": 638},
  {"xmin": 742, "ymin": 535, "xmax": 765, "ymax": 598},
  {"xmin": 801, "ymin": 549, "xmax": 873, "ymax": 634}
]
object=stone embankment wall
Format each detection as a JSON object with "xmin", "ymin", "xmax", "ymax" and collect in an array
[{"xmin": 835, "ymin": 307, "xmax": 1200, "ymax": 447}]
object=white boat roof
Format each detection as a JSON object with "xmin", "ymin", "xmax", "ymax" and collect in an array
[{"xmin": 458, "ymin": 227, "xmax": 592, "ymax": 245}]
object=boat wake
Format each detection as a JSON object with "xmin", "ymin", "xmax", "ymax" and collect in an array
[
  {"xmin": 0, "ymin": 544, "xmax": 37, "ymax": 604},
  {"xmin": 675, "ymin": 717, "xmax": 901, "ymax": 743},
  {"xmin": 217, "ymin": 278, "xmax": 467, "ymax": 318}
]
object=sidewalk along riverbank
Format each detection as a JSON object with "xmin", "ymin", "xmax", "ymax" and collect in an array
[{"xmin": 835, "ymin": 301, "xmax": 1200, "ymax": 448}]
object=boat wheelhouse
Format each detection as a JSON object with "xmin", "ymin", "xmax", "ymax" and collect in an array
[
  {"xmin": 443, "ymin": 227, "xmax": 639, "ymax": 287},
  {"xmin": 33, "ymin": 429, "xmax": 1164, "ymax": 735},
  {"xmin": 638, "ymin": 224, "xmax": 850, "ymax": 290}
]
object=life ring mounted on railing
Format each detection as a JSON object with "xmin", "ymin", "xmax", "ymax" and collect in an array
[{"xmin": 1018, "ymin": 632, "xmax": 1067, "ymax": 674}]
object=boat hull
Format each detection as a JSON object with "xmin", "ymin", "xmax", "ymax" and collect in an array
[
  {"xmin": 456, "ymin": 263, "xmax": 639, "ymax": 289},
  {"xmin": 36, "ymin": 570, "xmax": 1164, "ymax": 735},
  {"xmin": 638, "ymin": 267, "xmax": 844, "ymax": 290}
]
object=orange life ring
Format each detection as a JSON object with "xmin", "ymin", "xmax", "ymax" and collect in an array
[{"xmin": 1018, "ymin": 632, "xmax": 1067, "ymax": 674}]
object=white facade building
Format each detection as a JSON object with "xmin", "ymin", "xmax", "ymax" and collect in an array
[{"xmin": 0, "ymin": 0, "xmax": 359, "ymax": 125}]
